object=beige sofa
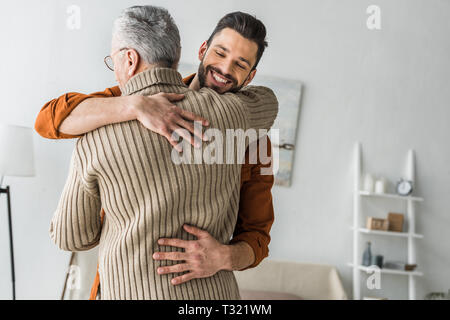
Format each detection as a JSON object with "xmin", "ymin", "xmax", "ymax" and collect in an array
[{"xmin": 234, "ymin": 259, "xmax": 348, "ymax": 300}]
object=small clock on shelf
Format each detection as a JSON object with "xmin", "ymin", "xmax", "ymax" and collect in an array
[{"xmin": 396, "ymin": 179, "xmax": 413, "ymax": 196}]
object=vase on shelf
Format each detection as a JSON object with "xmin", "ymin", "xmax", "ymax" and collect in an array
[
  {"xmin": 362, "ymin": 241, "xmax": 372, "ymax": 266},
  {"xmin": 374, "ymin": 177, "xmax": 387, "ymax": 194},
  {"xmin": 363, "ymin": 174, "xmax": 374, "ymax": 193}
]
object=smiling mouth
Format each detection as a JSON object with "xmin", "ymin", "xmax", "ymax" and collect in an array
[{"xmin": 210, "ymin": 70, "xmax": 232, "ymax": 86}]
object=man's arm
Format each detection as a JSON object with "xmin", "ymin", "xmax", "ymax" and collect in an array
[
  {"xmin": 35, "ymin": 86, "xmax": 121, "ymax": 139},
  {"xmin": 223, "ymin": 87, "xmax": 277, "ymax": 270},
  {"xmin": 233, "ymin": 85, "xmax": 279, "ymax": 131},
  {"xmin": 49, "ymin": 147, "xmax": 102, "ymax": 251},
  {"xmin": 35, "ymin": 86, "xmax": 208, "ymax": 148},
  {"xmin": 228, "ymin": 135, "xmax": 274, "ymax": 270}
]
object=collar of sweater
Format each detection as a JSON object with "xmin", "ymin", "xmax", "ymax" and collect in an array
[{"xmin": 121, "ymin": 67, "xmax": 186, "ymax": 96}]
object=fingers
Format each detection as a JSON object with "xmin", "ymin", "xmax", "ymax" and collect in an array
[
  {"xmin": 172, "ymin": 107, "xmax": 208, "ymax": 142},
  {"xmin": 169, "ymin": 139, "xmax": 183, "ymax": 153},
  {"xmin": 160, "ymin": 93, "xmax": 209, "ymax": 143},
  {"xmin": 161, "ymin": 128, "xmax": 183, "ymax": 152},
  {"xmin": 178, "ymin": 108, "xmax": 210, "ymax": 127},
  {"xmin": 162, "ymin": 125, "xmax": 197, "ymax": 152},
  {"xmin": 171, "ymin": 272, "xmax": 196, "ymax": 285},
  {"xmin": 183, "ymin": 224, "xmax": 208, "ymax": 239},
  {"xmin": 171, "ymin": 126, "xmax": 196, "ymax": 148},
  {"xmin": 175, "ymin": 118, "xmax": 195, "ymax": 137},
  {"xmin": 157, "ymin": 263, "xmax": 190, "ymax": 275},
  {"xmin": 176, "ymin": 118, "xmax": 207, "ymax": 144},
  {"xmin": 161, "ymin": 92, "xmax": 185, "ymax": 102},
  {"xmin": 158, "ymin": 238, "xmax": 189, "ymax": 248},
  {"xmin": 156, "ymin": 92, "xmax": 209, "ymax": 127},
  {"xmin": 153, "ymin": 251, "xmax": 186, "ymax": 261}
]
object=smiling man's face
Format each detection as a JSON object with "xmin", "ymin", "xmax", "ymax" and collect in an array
[{"xmin": 197, "ymin": 28, "xmax": 258, "ymax": 94}]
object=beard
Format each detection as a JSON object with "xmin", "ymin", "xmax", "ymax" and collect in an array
[{"xmin": 197, "ymin": 59, "xmax": 246, "ymax": 94}]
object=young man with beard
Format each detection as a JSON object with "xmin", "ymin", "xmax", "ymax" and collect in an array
[{"xmin": 37, "ymin": 9, "xmax": 276, "ymax": 299}]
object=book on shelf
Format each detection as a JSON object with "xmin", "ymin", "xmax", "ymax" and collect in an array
[{"xmin": 383, "ymin": 261, "xmax": 417, "ymax": 271}]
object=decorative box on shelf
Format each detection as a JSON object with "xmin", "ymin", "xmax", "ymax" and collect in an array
[
  {"xmin": 366, "ymin": 217, "xmax": 389, "ymax": 231},
  {"xmin": 387, "ymin": 213, "xmax": 404, "ymax": 232}
]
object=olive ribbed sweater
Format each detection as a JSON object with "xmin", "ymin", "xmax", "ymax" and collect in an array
[{"xmin": 49, "ymin": 67, "xmax": 278, "ymax": 300}]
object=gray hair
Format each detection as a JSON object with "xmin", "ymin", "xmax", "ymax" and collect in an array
[{"xmin": 112, "ymin": 6, "xmax": 181, "ymax": 67}]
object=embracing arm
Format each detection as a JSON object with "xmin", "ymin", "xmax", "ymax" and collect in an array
[
  {"xmin": 233, "ymin": 85, "xmax": 279, "ymax": 131},
  {"xmin": 223, "ymin": 87, "xmax": 277, "ymax": 270},
  {"xmin": 229, "ymin": 135, "xmax": 275, "ymax": 271},
  {"xmin": 35, "ymin": 87, "xmax": 207, "ymax": 148},
  {"xmin": 35, "ymin": 86, "xmax": 122, "ymax": 139},
  {"xmin": 58, "ymin": 95, "xmax": 136, "ymax": 136}
]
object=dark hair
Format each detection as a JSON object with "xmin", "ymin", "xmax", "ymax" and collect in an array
[{"xmin": 206, "ymin": 11, "xmax": 268, "ymax": 70}]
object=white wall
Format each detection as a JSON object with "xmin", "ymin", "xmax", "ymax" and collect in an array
[{"xmin": 0, "ymin": 0, "xmax": 449, "ymax": 299}]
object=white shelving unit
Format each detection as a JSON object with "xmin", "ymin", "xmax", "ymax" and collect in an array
[
  {"xmin": 347, "ymin": 263, "xmax": 424, "ymax": 277},
  {"xmin": 350, "ymin": 142, "xmax": 424, "ymax": 300}
]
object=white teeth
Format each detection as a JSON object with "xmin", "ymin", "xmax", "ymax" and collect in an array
[{"xmin": 212, "ymin": 72, "xmax": 227, "ymax": 84}]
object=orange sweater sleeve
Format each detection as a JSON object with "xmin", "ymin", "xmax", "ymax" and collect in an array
[
  {"xmin": 34, "ymin": 86, "xmax": 122, "ymax": 139},
  {"xmin": 230, "ymin": 136, "xmax": 275, "ymax": 270}
]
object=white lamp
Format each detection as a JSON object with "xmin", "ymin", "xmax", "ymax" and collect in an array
[{"xmin": 0, "ymin": 124, "xmax": 35, "ymax": 300}]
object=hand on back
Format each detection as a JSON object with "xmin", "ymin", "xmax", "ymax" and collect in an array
[{"xmin": 133, "ymin": 92, "xmax": 209, "ymax": 151}]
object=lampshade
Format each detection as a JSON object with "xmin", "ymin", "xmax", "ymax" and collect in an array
[{"xmin": 0, "ymin": 124, "xmax": 35, "ymax": 178}]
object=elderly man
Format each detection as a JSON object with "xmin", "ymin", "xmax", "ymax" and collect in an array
[
  {"xmin": 48, "ymin": 6, "xmax": 277, "ymax": 300},
  {"xmin": 38, "ymin": 10, "xmax": 276, "ymax": 299}
]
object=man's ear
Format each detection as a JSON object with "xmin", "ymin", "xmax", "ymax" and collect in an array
[
  {"xmin": 198, "ymin": 41, "xmax": 208, "ymax": 61},
  {"xmin": 126, "ymin": 49, "xmax": 140, "ymax": 77},
  {"xmin": 243, "ymin": 69, "xmax": 257, "ymax": 87}
]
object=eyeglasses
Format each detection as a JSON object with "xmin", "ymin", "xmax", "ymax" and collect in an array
[{"xmin": 104, "ymin": 47, "xmax": 128, "ymax": 71}]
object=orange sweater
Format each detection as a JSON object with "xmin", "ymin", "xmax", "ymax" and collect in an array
[{"xmin": 35, "ymin": 75, "xmax": 275, "ymax": 300}]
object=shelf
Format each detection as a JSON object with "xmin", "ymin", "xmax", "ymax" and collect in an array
[
  {"xmin": 347, "ymin": 263, "xmax": 423, "ymax": 277},
  {"xmin": 351, "ymin": 227, "xmax": 424, "ymax": 239},
  {"xmin": 359, "ymin": 191, "xmax": 424, "ymax": 202},
  {"xmin": 352, "ymin": 144, "xmax": 423, "ymax": 300}
]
